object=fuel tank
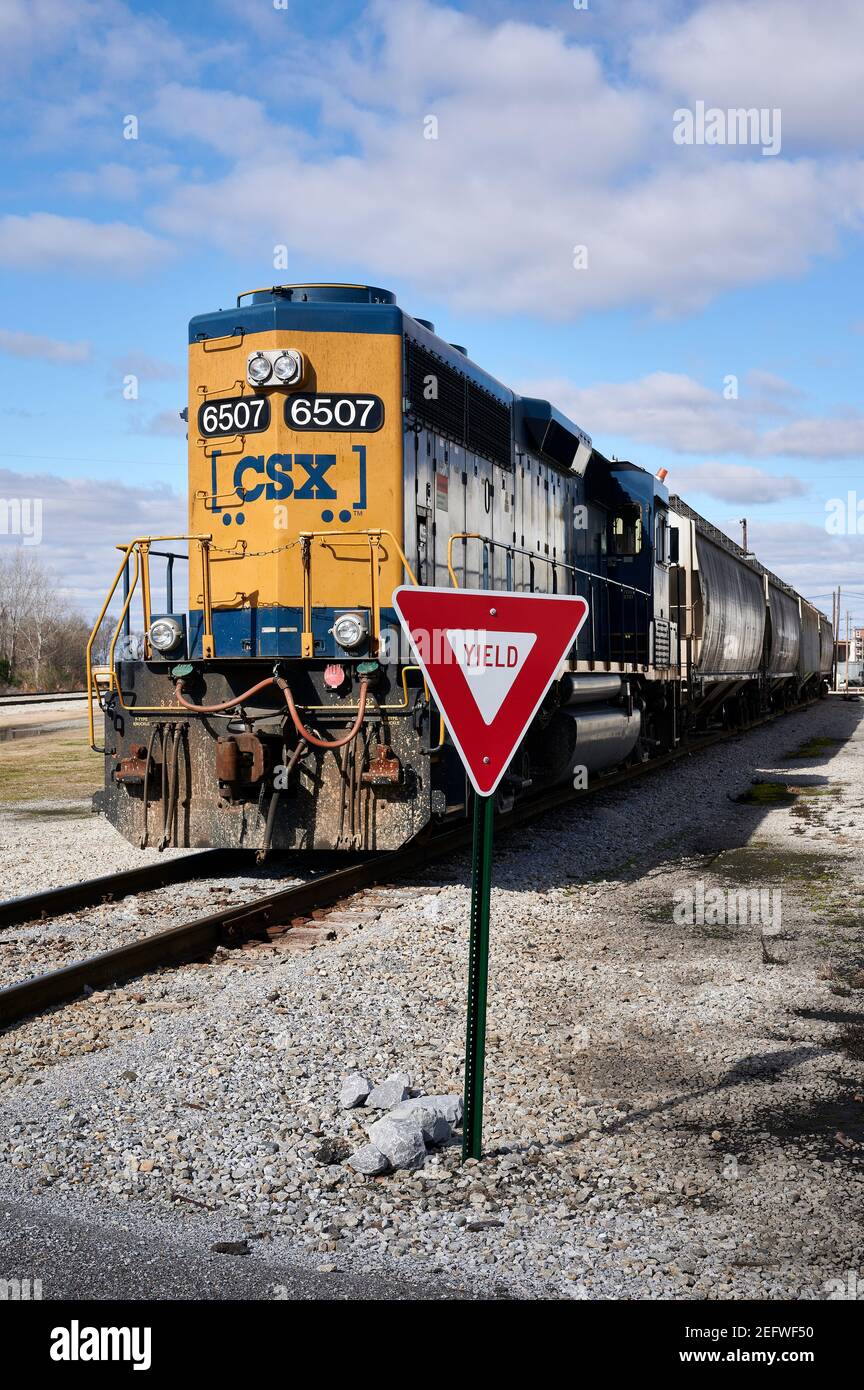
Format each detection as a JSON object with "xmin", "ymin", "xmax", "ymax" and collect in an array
[
  {"xmin": 560, "ymin": 705, "xmax": 641, "ymax": 775},
  {"xmin": 559, "ymin": 673, "xmax": 623, "ymax": 705}
]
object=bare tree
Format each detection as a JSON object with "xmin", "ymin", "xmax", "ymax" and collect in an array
[{"xmin": 0, "ymin": 550, "xmax": 93, "ymax": 691}]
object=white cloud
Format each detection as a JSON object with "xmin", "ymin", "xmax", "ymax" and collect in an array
[
  {"xmin": 0, "ymin": 0, "xmax": 213, "ymax": 83},
  {"xmin": 148, "ymin": 0, "xmax": 864, "ymax": 319},
  {"xmin": 0, "ymin": 329, "xmax": 90, "ymax": 364},
  {"xmin": 128, "ymin": 410, "xmax": 186, "ymax": 437},
  {"xmin": 528, "ymin": 370, "xmax": 864, "ymax": 459},
  {"xmin": 148, "ymin": 83, "xmax": 284, "ymax": 159},
  {"xmin": 112, "ymin": 352, "xmax": 181, "ymax": 381},
  {"xmin": 0, "ymin": 213, "xmax": 172, "ymax": 274},
  {"xmin": 63, "ymin": 162, "xmax": 182, "ymax": 202},
  {"xmin": 760, "ymin": 417, "xmax": 864, "ymax": 460},
  {"xmin": 0, "ymin": 0, "xmax": 99, "ymax": 76},
  {"xmin": 669, "ymin": 462, "xmax": 808, "ymax": 504},
  {"xmin": 741, "ymin": 520, "xmax": 864, "ymax": 611},
  {"xmin": 632, "ymin": 0, "xmax": 864, "ymax": 151},
  {"xmin": 527, "ymin": 371, "xmax": 753, "ymax": 453},
  {"xmin": 0, "ymin": 468, "xmax": 185, "ymax": 612},
  {"xmin": 744, "ymin": 369, "xmax": 802, "ymax": 399}
]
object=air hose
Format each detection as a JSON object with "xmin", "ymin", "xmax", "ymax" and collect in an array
[
  {"xmin": 276, "ymin": 675, "xmax": 369, "ymax": 749},
  {"xmin": 173, "ymin": 674, "xmax": 370, "ymax": 751},
  {"xmin": 174, "ymin": 676, "xmax": 277, "ymax": 713}
]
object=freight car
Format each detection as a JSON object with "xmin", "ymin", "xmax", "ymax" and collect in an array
[{"xmin": 87, "ymin": 283, "xmax": 832, "ymax": 853}]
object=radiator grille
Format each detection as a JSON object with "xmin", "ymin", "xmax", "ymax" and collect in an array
[{"xmin": 406, "ymin": 339, "xmax": 512, "ymax": 467}]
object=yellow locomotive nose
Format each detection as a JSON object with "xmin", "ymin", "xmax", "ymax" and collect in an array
[{"xmin": 187, "ymin": 283, "xmax": 405, "ymax": 663}]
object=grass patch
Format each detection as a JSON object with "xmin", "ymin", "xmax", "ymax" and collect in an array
[
  {"xmin": 714, "ymin": 845, "xmax": 835, "ymax": 885},
  {"xmin": 783, "ymin": 735, "xmax": 841, "ymax": 760},
  {"xmin": 735, "ymin": 780, "xmax": 799, "ymax": 806},
  {"xmin": 0, "ymin": 728, "xmax": 102, "ymax": 803},
  {"xmin": 736, "ymin": 778, "xmax": 839, "ymax": 812}
]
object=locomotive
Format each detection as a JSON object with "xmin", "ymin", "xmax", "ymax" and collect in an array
[{"xmin": 87, "ymin": 283, "xmax": 833, "ymax": 853}]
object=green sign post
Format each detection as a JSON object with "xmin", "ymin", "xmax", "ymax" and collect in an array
[
  {"xmin": 462, "ymin": 793, "xmax": 495, "ymax": 1160},
  {"xmin": 391, "ymin": 584, "xmax": 590, "ymax": 1165}
]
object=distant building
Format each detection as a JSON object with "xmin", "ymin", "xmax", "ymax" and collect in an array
[{"xmin": 854, "ymin": 627, "xmax": 864, "ymax": 661}]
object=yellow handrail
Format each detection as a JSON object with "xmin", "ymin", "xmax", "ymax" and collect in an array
[
  {"xmin": 446, "ymin": 532, "xmax": 483, "ymax": 588},
  {"xmin": 86, "ymin": 541, "xmax": 136, "ymax": 748},
  {"xmin": 298, "ymin": 527, "xmax": 418, "ymax": 657},
  {"xmin": 86, "ymin": 527, "xmax": 422, "ymax": 748},
  {"xmin": 86, "ymin": 535, "xmax": 213, "ymax": 749}
]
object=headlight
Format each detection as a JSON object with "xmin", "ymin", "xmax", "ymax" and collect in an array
[
  {"xmin": 273, "ymin": 349, "xmax": 303, "ymax": 384},
  {"xmin": 332, "ymin": 612, "xmax": 368, "ymax": 650},
  {"xmin": 149, "ymin": 617, "xmax": 183, "ymax": 653},
  {"xmin": 247, "ymin": 351, "xmax": 272, "ymax": 385}
]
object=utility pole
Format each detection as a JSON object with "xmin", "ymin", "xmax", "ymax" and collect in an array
[
  {"xmin": 838, "ymin": 586, "xmax": 844, "ymax": 695},
  {"xmin": 846, "ymin": 610, "xmax": 851, "ymax": 692}
]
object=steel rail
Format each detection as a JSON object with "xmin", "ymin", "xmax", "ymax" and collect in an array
[
  {"xmin": 0, "ymin": 697, "xmax": 822, "ymax": 1029},
  {"xmin": 0, "ymin": 692, "xmax": 87, "ymax": 706},
  {"xmin": 0, "ymin": 849, "xmax": 255, "ymax": 931}
]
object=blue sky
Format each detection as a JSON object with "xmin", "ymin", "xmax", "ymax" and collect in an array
[{"xmin": 0, "ymin": 0, "xmax": 862, "ymax": 622}]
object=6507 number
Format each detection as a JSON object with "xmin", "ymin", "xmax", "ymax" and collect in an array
[
  {"xmin": 285, "ymin": 393, "xmax": 384, "ymax": 432},
  {"xmin": 198, "ymin": 396, "xmax": 270, "ymax": 438}
]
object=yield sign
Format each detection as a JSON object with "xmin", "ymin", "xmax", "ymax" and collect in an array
[{"xmin": 392, "ymin": 586, "xmax": 589, "ymax": 796}]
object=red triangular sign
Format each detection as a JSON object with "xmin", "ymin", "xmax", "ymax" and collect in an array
[{"xmin": 392, "ymin": 586, "xmax": 590, "ymax": 796}]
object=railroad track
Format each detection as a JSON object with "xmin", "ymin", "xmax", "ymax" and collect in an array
[
  {"xmin": 0, "ymin": 849, "xmax": 255, "ymax": 930},
  {"xmin": 0, "ymin": 699, "xmax": 822, "ymax": 1030},
  {"xmin": 0, "ymin": 691, "xmax": 87, "ymax": 707}
]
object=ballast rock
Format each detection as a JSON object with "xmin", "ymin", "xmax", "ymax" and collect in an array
[
  {"xmin": 420, "ymin": 1094, "xmax": 463, "ymax": 1126},
  {"xmin": 347, "ymin": 1143, "xmax": 389, "ymax": 1176},
  {"xmin": 365, "ymin": 1071, "xmax": 412, "ymax": 1110},
  {"xmin": 388, "ymin": 1094, "xmax": 462, "ymax": 1143},
  {"xmin": 340, "ymin": 1072, "xmax": 373, "ymax": 1109},
  {"xmin": 366, "ymin": 1116, "xmax": 426, "ymax": 1171},
  {"xmin": 761, "ymin": 924, "xmax": 791, "ymax": 965},
  {"xmin": 388, "ymin": 1101, "xmax": 450, "ymax": 1146}
]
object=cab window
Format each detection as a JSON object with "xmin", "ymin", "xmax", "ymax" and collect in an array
[
  {"xmin": 609, "ymin": 504, "xmax": 642, "ymax": 556},
  {"xmin": 655, "ymin": 512, "xmax": 667, "ymax": 563}
]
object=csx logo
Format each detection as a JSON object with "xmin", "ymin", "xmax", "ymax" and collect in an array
[{"xmin": 211, "ymin": 449, "xmax": 337, "ymax": 527}]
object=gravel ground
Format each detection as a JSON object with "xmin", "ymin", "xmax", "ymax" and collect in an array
[
  {"xmin": 0, "ymin": 696, "xmax": 87, "ymax": 732},
  {"xmin": 1, "ymin": 696, "xmax": 862, "ymax": 1301},
  {"xmin": 0, "ymin": 799, "xmax": 195, "ymax": 899}
]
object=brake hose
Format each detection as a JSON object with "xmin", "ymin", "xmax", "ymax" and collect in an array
[
  {"xmin": 174, "ymin": 674, "xmax": 370, "ymax": 750},
  {"xmin": 276, "ymin": 675, "xmax": 369, "ymax": 749},
  {"xmin": 174, "ymin": 676, "xmax": 277, "ymax": 713}
]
